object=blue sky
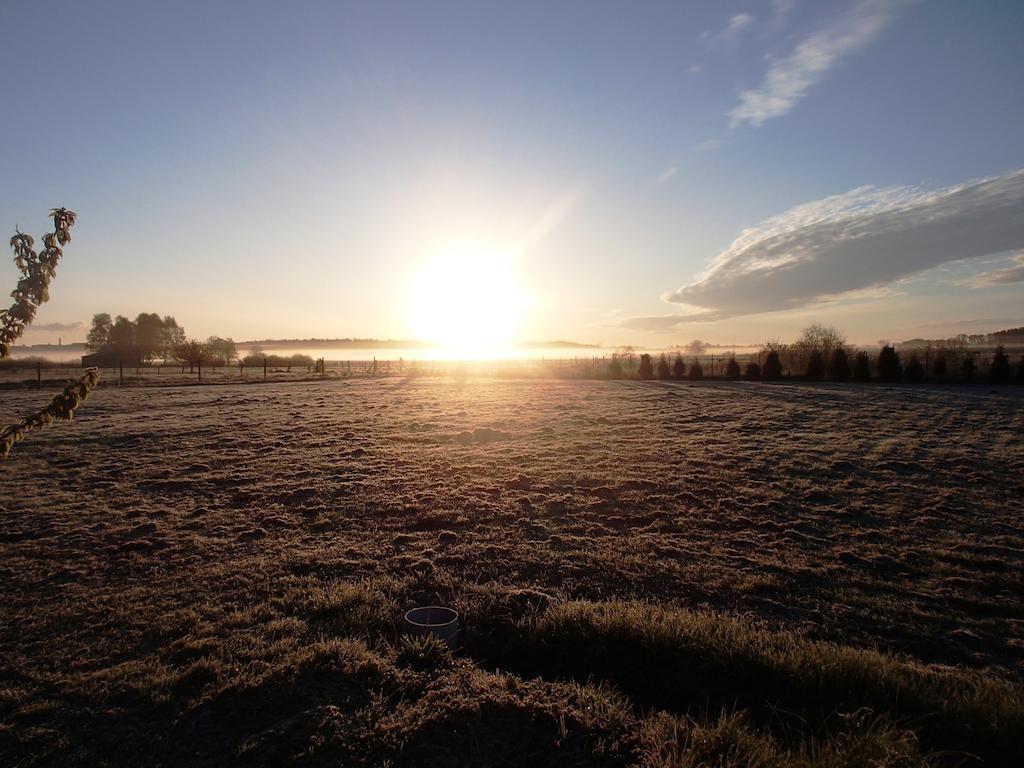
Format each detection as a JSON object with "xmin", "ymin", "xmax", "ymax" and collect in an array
[{"xmin": 2, "ymin": 0, "xmax": 1023, "ymax": 347}]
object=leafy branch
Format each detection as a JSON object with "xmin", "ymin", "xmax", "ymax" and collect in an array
[
  {"xmin": 1, "ymin": 368, "xmax": 99, "ymax": 460},
  {"xmin": 1, "ymin": 207, "xmax": 77, "ymax": 359},
  {"xmin": 1, "ymin": 207, "xmax": 100, "ymax": 461}
]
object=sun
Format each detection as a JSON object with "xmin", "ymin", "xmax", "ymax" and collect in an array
[{"xmin": 407, "ymin": 246, "xmax": 527, "ymax": 357}]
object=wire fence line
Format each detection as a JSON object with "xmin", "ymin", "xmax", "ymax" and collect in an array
[{"xmin": 1, "ymin": 348, "xmax": 1020, "ymax": 390}]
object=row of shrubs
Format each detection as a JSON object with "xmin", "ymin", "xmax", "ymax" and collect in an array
[{"xmin": 630, "ymin": 345, "xmax": 1024, "ymax": 384}]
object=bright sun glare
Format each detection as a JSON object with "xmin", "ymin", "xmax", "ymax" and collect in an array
[{"xmin": 407, "ymin": 247, "xmax": 527, "ymax": 358}]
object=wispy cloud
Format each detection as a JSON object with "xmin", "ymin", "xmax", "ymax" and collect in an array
[
  {"xmin": 648, "ymin": 169, "xmax": 1024, "ymax": 323},
  {"xmin": 726, "ymin": 13, "xmax": 754, "ymax": 37},
  {"xmin": 692, "ymin": 138, "xmax": 724, "ymax": 153},
  {"xmin": 518, "ymin": 184, "xmax": 586, "ymax": 254},
  {"xmin": 29, "ymin": 321, "xmax": 83, "ymax": 332},
  {"xmin": 730, "ymin": 0, "xmax": 904, "ymax": 128},
  {"xmin": 960, "ymin": 252, "xmax": 1024, "ymax": 288},
  {"xmin": 655, "ymin": 166, "xmax": 679, "ymax": 185}
]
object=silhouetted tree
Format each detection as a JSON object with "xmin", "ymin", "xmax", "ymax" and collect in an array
[
  {"xmin": 905, "ymin": 354, "xmax": 925, "ymax": 383},
  {"xmin": 744, "ymin": 361, "xmax": 761, "ymax": 380},
  {"xmin": 725, "ymin": 357, "xmax": 740, "ymax": 379},
  {"xmin": 852, "ymin": 351, "xmax": 871, "ymax": 382},
  {"xmin": 828, "ymin": 348, "xmax": 851, "ymax": 382},
  {"xmin": 805, "ymin": 350, "xmax": 826, "ymax": 381},
  {"xmin": 108, "ymin": 315, "xmax": 135, "ymax": 352},
  {"xmin": 877, "ymin": 346, "xmax": 902, "ymax": 382},
  {"xmin": 989, "ymin": 345, "xmax": 1011, "ymax": 384},
  {"xmin": 134, "ymin": 312, "xmax": 165, "ymax": 361},
  {"xmin": 86, "ymin": 313, "xmax": 111, "ymax": 350},
  {"xmin": 671, "ymin": 353, "xmax": 685, "ymax": 380},
  {"xmin": 637, "ymin": 353, "xmax": 654, "ymax": 380},
  {"xmin": 931, "ymin": 354, "xmax": 947, "ymax": 378},
  {"xmin": 762, "ymin": 351, "xmax": 783, "ymax": 381},
  {"xmin": 961, "ymin": 355, "xmax": 976, "ymax": 382},
  {"xmin": 174, "ymin": 339, "xmax": 206, "ymax": 373},
  {"xmin": 161, "ymin": 316, "xmax": 185, "ymax": 360},
  {"xmin": 792, "ymin": 323, "xmax": 846, "ymax": 375},
  {"xmin": 1017, "ymin": 355, "xmax": 1024, "ymax": 382},
  {"xmin": 607, "ymin": 356, "xmax": 622, "ymax": 379},
  {"xmin": 688, "ymin": 359, "xmax": 703, "ymax": 380},
  {"xmin": 656, "ymin": 353, "xmax": 670, "ymax": 380},
  {"xmin": 205, "ymin": 336, "xmax": 237, "ymax": 366}
]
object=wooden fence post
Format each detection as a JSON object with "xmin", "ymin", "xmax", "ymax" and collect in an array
[
  {"xmin": 263, "ymin": 356, "xmax": 267, "ymax": 380},
  {"xmin": 119, "ymin": 361, "xmax": 124, "ymax": 387},
  {"xmin": 36, "ymin": 361, "xmax": 42, "ymax": 388}
]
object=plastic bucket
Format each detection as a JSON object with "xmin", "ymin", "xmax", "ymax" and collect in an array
[{"xmin": 403, "ymin": 606, "xmax": 459, "ymax": 649}]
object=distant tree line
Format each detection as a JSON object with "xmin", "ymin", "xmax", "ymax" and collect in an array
[
  {"xmin": 602, "ymin": 323, "xmax": 1023, "ymax": 385},
  {"xmin": 86, "ymin": 312, "xmax": 237, "ymax": 368}
]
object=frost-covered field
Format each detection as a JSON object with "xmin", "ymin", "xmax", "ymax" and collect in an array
[{"xmin": 1, "ymin": 378, "xmax": 1022, "ymax": 765}]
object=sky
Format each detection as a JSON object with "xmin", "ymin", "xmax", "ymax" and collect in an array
[{"xmin": 2, "ymin": 0, "xmax": 1023, "ymax": 348}]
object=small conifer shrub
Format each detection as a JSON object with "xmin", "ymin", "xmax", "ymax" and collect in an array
[
  {"xmin": 762, "ymin": 351, "xmax": 783, "ymax": 381},
  {"xmin": 877, "ymin": 346, "xmax": 902, "ymax": 382}
]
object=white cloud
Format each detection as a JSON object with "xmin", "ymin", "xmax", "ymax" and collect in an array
[
  {"xmin": 659, "ymin": 169, "xmax": 1024, "ymax": 321},
  {"xmin": 655, "ymin": 166, "xmax": 679, "ymax": 185},
  {"xmin": 729, "ymin": 0, "xmax": 903, "ymax": 127},
  {"xmin": 692, "ymin": 138, "xmax": 724, "ymax": 153},
  {"xmin": 772, "ymin": 0, "xmax": 797, "ymax": 16},
  {"xmin": 960, "ymin": 252, "xmax": 1024, "ymax": 288},
  {"xmin": 726, "ymin": 13, "xmax": 754, "ymax": 37}
]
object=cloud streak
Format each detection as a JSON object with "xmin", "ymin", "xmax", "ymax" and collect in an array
[
  {"xmin": 961, "ymin": 253, "xmax": 1024, "ymax": 288},
  {"xmin": 29, "ymin": 321, "xmax": 83, "ymax": 332},
  {"xmin": 730, "ymin": 0, "xmax": 902, "ymax": 127},
  {"xmin": 655, "ymin": 169, "xmax": 1024, "ymax": 322}
]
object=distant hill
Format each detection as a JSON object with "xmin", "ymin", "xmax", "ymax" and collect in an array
[
  {"xmin": 897, "ymin": 325, "xmax": 1024, "ymax": 348},
  {"xmin": 991, "ymin": 326, "xmax": 1024, "ymax": 339},
  {"xmin": 238, "ymin": 338, "xmax": 601, "ymax": 349},
  {"xmin": 239, "ymin": 338, "xmax": 436, "ymax": 349}
]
